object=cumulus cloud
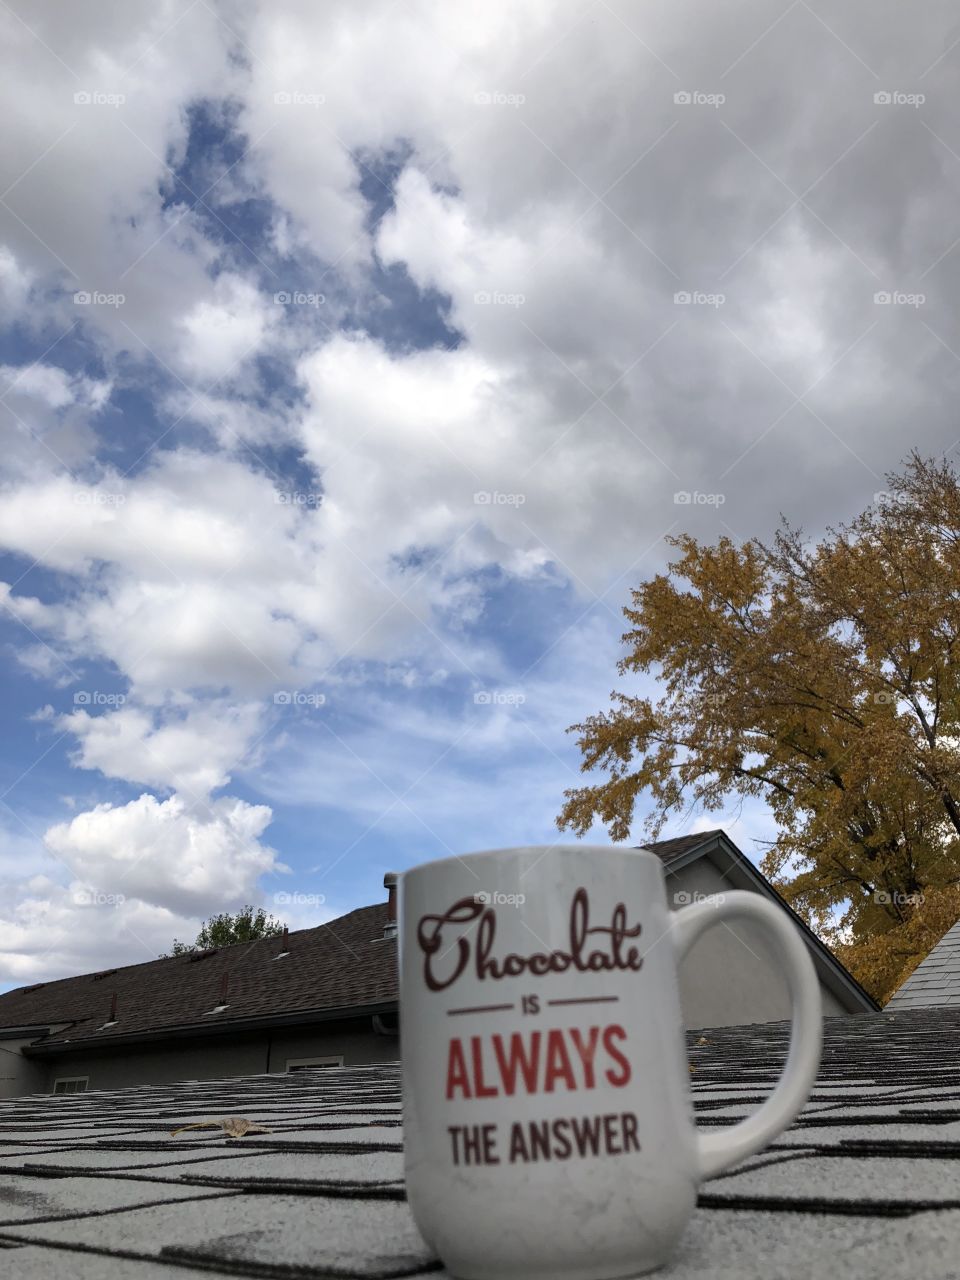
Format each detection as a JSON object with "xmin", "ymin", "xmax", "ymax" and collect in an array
[
  {"xmin": 60, "ymin": 701, "xmax": 265, "ymax": 797},
  {"xmin": 0, "ymin": 245, "xmax": 33, "ymax": 317},
  {"xmin": 4, "ymin": 0, "xmax": 960, "ymax": 978},
  {"xmin": 0, "ymin": 0, "xmax": 242, "ymax": 358},
  {"xmin": 176, "ymin": 274, "xmax": 274, "ymax": 384},
  {"xmin": 0, "ymin": 877, "xmax": 196, "ymax": 983},
  {"xmin": 44, "ymin": 792, "xmax": 281, "ymax": 916},
  {"xmin": 0, "ymin": 819, "xmax": 224, "ymax": 977}
]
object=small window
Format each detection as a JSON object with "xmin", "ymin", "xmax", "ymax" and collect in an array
[
  {"xmin": 285, "ymin": 1056, "xmax": 344, "ymax": 1072},
  {"xmin": 53, "ymin": 1077, "xmax": 88, "ymax": 1094}
]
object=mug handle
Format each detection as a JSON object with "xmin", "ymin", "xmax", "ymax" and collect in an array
[{"xmin": 668, "ymin": 891, "xmax": 822, "ymax": 1180}]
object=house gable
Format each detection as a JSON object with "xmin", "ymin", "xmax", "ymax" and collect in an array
[{"xmin": 642, "ymin": 829, "xmax": 878, "ymax": 1021}]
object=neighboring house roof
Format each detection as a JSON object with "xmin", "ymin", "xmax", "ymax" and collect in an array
[
  {"xmin": 0, "ymin": 904, "xmax": 397, "ymax": 1054},
  {"xmin": 642, "ymin": 828, "xmax": 880, "ymax": 1014},
  {"xmin": 0, "ymin": 1007, "xmax": 957, "ymax": 1276},
  {"xmin": 886, "ymin": 919, "xmax": 960, "ymax": 1009},
  {"xmin": 0, "ymin": 829, "xmax": 876, "ymax": 1054},
  {"xmin": 643, "ymin": 829, "xmax": 725, "ymax": 862}
]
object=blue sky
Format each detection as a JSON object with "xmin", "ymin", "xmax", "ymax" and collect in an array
[{"xmin": 2, "ymin": 0, "xmax": 958, "ymax": 985}]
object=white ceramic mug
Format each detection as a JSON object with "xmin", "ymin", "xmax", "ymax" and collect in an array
[{"xmin": 400, "ymin": 845, "xmax": 822, "ymax": 1280}]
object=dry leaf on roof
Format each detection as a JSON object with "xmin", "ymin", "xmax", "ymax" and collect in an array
[
  {"xmin": 696, "ymin": 1036, "xmax": 713, "ymax": 1045},
  {"xmin": 169, "ymin": 1116, "xmax": 273, "ymax": 1138}
]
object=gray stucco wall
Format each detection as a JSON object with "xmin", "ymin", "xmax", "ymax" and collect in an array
[
  {"xmin": 31, "ymin": 1018, "xmax": 399, "ymax": 1095},
  {"xmin": 0, "ymin": 1036, "xmax": 49, "ymax": 1098},
  {"xmin": 665, "ymin": 859, "xmax": 848, "ymax": 1027}
]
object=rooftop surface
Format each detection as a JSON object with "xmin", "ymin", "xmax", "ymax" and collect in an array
[
  {"xmin": 886, "ymin": 918, "xmax": 960, "ymax": 1009},
  {"xmin": 1, "ymin": 1006, "xmax": 958, "ymax": 1278}
]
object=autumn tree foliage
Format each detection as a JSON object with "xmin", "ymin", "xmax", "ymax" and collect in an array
[{"xmin": 558, "ymin": 455, "xmax": 960, "ymax": 1003}]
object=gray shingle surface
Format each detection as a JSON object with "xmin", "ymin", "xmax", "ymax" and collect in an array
[
  {"xmin": 3, "ymin": 1009, "xmax": 960, "ymax": 1277},
  {"xmin": 887, "ymin": 919, "xmax": 960, "ymax": 1009}
]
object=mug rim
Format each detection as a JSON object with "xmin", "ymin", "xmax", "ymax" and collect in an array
[{"xmin": 399, "ymin": 843, "xmax": 663, "ymax": 883}]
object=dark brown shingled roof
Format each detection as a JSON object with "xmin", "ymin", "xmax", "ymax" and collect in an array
[
  {"xmin": 641, "ymin": 829, "xmax": 726, "ymax": 863},
  {"xmin": 0, "ymin": 832, "xmax": 727, "ymax": 1050},
  {"xmin": 0, "ymin": 903, "xmax": 397, "ymax": 1048}
]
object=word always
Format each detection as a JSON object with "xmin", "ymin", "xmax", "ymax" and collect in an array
[{"xmin": 447, "ymin": 1024, "xmax": 631, "ymax": 1098}]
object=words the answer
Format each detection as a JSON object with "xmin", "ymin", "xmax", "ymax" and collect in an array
[{"xmin": 448, "ymin": 1112, "xmax": 641, "ymax": 1165}]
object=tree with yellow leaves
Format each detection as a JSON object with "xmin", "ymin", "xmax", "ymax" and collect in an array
[{"xmin": 557, "ymin": 454, "xmax": 960, "ymax": 1003}]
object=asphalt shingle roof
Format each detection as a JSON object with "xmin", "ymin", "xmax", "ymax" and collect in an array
[
  {"xmin": 643, "ymin": 830, "xmax": 727, "ymax": 863},
  {"xmin": 886, "ymin": 919, "xmax": 960, "ymax": 1009},
  {"xmin": 1, "ymin": 1006, "xmax": 959, "ymax": 1278},
  {"xmin": 0, "ymin": 904, "xmax": 397, "ymax": 1046},
  {"xmin": 0, "ymin": 835, "xmax": 721, "ymax": 1049}
]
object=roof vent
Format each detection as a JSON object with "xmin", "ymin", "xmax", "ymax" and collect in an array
[
  {"xmin": 187, "ymin": 948, "xmax": 218, "ymax": 963},
  {"xmin": 92, "ymin": 969, "xmax": 118, "ymax": 982},
  {"xmin": 205, "ymin": 970, "xmax": 230, "ymax": 1015},
  {"xmin": 22, "ymin": 983, "xmax": 45, "ymax": 994},
  {"xmin": 383, "ymin": 872, "xmax": 398, "ymax": 939},
  {"xmin": 98, "ymin": 992, "xmax": 118, "ymax": 1030}
]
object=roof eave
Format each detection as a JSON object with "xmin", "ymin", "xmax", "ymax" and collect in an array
[
  {"xmin": 22, "ymin": 997, "xmax": 400, "ymax": 1057},
  {"xmin": 0, "ymin": 1023, "xmax": 61, "ymax": 1041}
]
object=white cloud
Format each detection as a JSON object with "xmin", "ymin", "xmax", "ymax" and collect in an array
[
  {"xmin": 0, "ymin": 363, "xmax": 111, "ymax": 410},
  {"xmin": 0, "ymin": 244, "xmax": 33, "ymax": 317},
  {"xmin": 0, "ymin": 878, "xmax": 196, "ymax": 983},
  {"xmin": 60, "ymin": 701, "xmax": 265, "ymax": 797},
  {"xmin": 0, "ymin": 814, "xmax": 203, "ymax": 983},
  {"xmin": 44, "ymin": 792, "xmax": 281, "ymax": 916},
  {"xmin": 176, "ymin": 274, "xmax": 273, "ymax": 384},
  {"xmin": 4, "ymin": 0, "xmax": 960, "ymax": 982}
]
